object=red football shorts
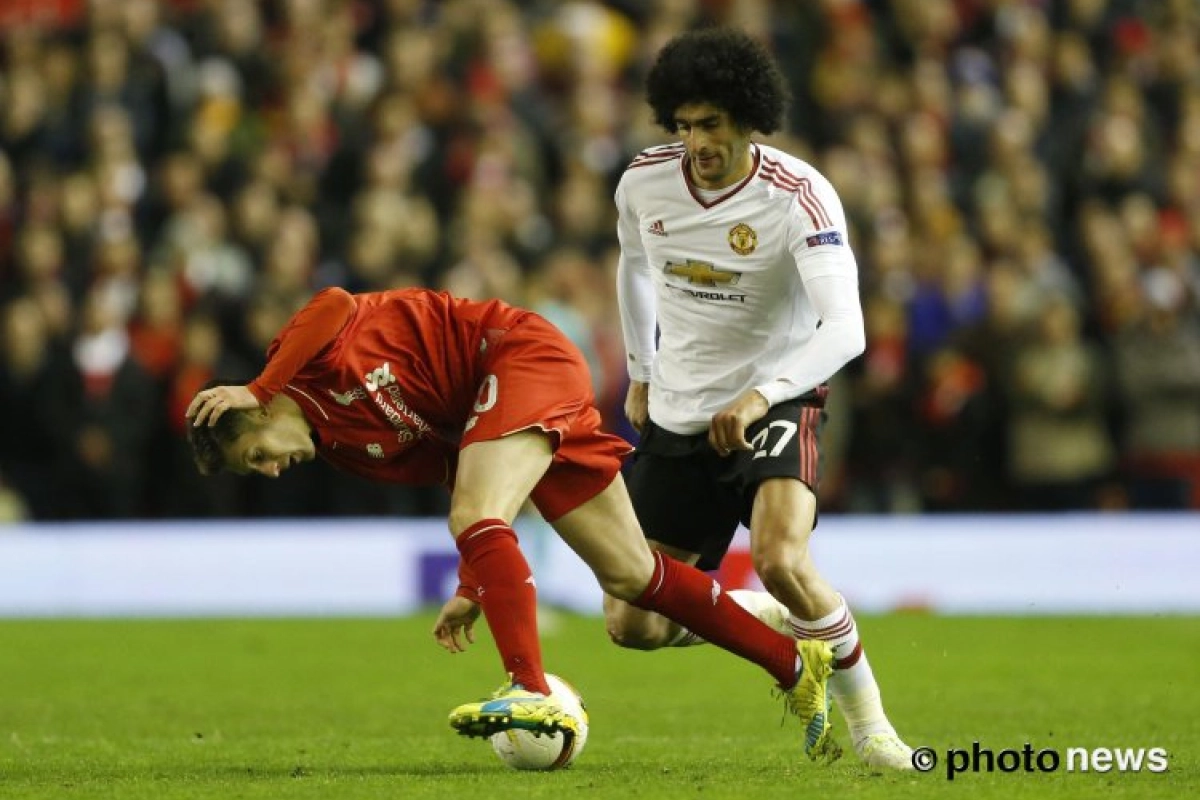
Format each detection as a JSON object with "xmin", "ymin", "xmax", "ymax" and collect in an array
[{"xmin": 461, "ymin": 312, "xmax": 633, "ymax": 522}]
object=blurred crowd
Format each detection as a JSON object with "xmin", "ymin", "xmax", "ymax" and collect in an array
[{"xmin": 0, "ymin": 0, "xmax": 1198, "ymax": 523}]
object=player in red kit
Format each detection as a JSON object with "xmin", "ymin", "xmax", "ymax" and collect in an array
[{"xmin": 185, "ymin": 286, "xmax": 835, "ymax": 750}]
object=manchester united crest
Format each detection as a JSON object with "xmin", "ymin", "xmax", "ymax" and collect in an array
[{"xmin": 728, "ymin": 222, "xmax": 757, "ymax": 256}]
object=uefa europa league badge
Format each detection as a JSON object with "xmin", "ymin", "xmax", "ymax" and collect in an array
[{"xmin": 728, "ymin": 222, "xmax": 757, "ymax": 255}]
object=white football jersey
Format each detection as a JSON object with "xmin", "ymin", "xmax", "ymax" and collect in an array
[{"xmin": 615, "ymin": 142, "xmax": 863, "ymax": 435}]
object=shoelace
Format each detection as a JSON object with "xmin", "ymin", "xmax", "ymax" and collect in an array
[{"xmin": 771, "ymin": 686, "xmax": 798, "ymax": 727}]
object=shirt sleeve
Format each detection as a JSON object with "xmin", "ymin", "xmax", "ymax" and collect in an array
[
  {"xmin": 247, "ymin": 287, "xmax": 357, "ymax": 405},
  {"xmin": 614, "ymin": 178, "xmax": 657, "ymax": 382},
  {"xmin": 754, "ymin": 175, "xmax": 865, "ymax": 405}
]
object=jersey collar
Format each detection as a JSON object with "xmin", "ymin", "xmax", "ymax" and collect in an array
[{"xmin": 680, "ymin": 143, "xmax": 761, "ymax": 209}]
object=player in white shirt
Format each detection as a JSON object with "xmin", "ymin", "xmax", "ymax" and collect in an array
[{"xmin": 602, "ymin": 27, "xmax": 913, "ymax": 771}]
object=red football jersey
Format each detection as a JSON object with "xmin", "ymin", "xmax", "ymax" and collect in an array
[{"xmin": 247, "ymin": 287, "xmax": 630, "ymax": 518}]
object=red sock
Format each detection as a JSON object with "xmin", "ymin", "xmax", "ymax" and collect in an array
[
  {"xmin": 455, "ymin": 519, "xmax": 550, "ymax": 695},
  {"xmin": 634, "ymin": 551, "xmax": 798, "ymax": 687}
]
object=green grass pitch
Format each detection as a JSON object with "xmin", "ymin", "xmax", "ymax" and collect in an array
[{"xmin": 1, "ymin": 613, "xmax": 1196, "ymax": 799}]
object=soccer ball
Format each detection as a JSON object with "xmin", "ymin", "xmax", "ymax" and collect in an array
[{"xmin": 490, "ymin": 674, "xmax": 589, "ymax": 770}]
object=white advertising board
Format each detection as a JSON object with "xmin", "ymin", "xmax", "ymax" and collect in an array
[{"xmin": 0, "ymin": 514, "xmax": 1195, "ymax": 617}]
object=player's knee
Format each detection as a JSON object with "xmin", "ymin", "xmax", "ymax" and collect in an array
[
  {"xmin": 605, "ymin": 610, "xmax": 669, "ymax": 651},
  {"xmin": 607, "ymin": 627, "xmax": 666, "ymax": 651},
  {"xmin": 751, "ymin": 543, "xmax": 805, "ymax": 596}
]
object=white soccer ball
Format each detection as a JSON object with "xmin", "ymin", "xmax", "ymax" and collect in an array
[{"xmin": 490, "ymin": 674, "xmax": 589, "ymax": 771}]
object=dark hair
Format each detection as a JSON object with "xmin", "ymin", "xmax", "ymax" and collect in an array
[
  {"xmin": 186, "ymin": 379, "xmax": 256, "ymax": 476},
  {"xmin": 645, "ymin": 27, "xmax": 789, "ymax": 135}
]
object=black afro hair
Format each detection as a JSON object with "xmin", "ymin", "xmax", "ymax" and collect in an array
[{"xmin": 645, "ymin": 27, "xmax": 790, "ymax": 135}]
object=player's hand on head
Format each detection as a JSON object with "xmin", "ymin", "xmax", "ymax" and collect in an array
[
  {"xmin": 186, "ymin": 385, "xmax": 261, "ymax": 427},
  {"xmin": 624, "ymin": 380, "xmax": 650, "ymax": 433},
  {"xmin": 709, "ymin": 389, "xmax": 770, "ymax": 456},
  {"xmin": 432, "ymin": 596, "xmax": 482, "ymax": 654}
]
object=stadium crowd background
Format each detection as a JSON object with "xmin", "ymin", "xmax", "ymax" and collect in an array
[{"xmin": 0, "ymin": 0, "xmax": 1197, "ymax": 523}]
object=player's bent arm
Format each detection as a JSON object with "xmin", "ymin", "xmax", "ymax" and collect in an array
[
  {"xmin": 614, "ymin": 182, "xmax": 656, "ymax": 383},
  {"xmin": 247, "ymin": 287, "xmax": 358, "ymax": 405},
  {"xmin": 185, "ymin": 384, "xmax": 261, "ymax": 428},
  {"xmin": 754, "ymin": 177, "xmax": 866, "ymax": 406},
  {"xmin": 753, "ymin": 271, "xmax": 866, "ymax": 406},
  {"xmin": 709, "ymin": 388, "xmax": 770, "ymax": 454}
]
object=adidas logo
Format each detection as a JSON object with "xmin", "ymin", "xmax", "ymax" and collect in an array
[{"xmin": 647, "ymin": 219, "xmax": 668, "ymax": 237}]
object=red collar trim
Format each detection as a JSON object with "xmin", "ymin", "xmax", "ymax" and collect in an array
[{"xmin": 680, "ymin": 144, "xmax": 761, "ymax": 209}]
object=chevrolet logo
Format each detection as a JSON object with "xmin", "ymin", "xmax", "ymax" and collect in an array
[{"xmin": 663, "ymin": 260, "xmax": 741, "ymax": 287}]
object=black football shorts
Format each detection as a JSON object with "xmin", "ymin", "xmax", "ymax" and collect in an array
[{"xmin": 626, "ymin": 396, "xmax": 826, "ymax": 571}]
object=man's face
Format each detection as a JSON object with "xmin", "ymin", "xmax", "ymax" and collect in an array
[
  {"xmin": 673, "ymin": 103, "xmax": 754, "ymax": 190},
  {"xmin": 224, "ymin": 413, "xmax": 316, "ymax": 478}
]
